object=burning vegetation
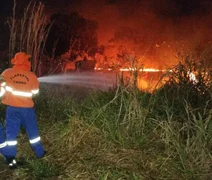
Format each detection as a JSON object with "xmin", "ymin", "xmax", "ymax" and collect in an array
[
  {"xmin": 0, "ymin": 0, "xmax": 210, "ymax": 95},
  {"xmin": 4, "ymin": 0, "xmax": 212, "ymax": 78}
]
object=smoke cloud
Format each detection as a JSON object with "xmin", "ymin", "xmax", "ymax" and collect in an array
[
  {"xmin": 63, "ymin": 0, "xmax": 212, "ymax": 44},
  {"xmin": 42, "ymin": 0, "xmax": 212, "ymax": 67}
]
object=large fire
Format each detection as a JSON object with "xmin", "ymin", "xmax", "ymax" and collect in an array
[
  {"xmin": 95, "ymin": 67, "xmax": 166, "ymax": 72},
  {"xmin": 93, "ymin": 66, "xmax": 169, "ymax": 92}
]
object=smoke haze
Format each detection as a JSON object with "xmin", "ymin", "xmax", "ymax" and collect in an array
[
  {"xmin": 12, "ymin": 0, "xmax": 212, "ymax": 67},
  {"xmin": 62, "ymin": 0, "xmax": 212, "ymax": 44}
]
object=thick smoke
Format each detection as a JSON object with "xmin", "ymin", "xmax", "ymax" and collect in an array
[
  {"xmin": 44, "ymin": 0, "xmax": 212, "ymax": 67},
  {"xmin": 65, "ymin": 1, "xmax": 212, "ymax": 41}
]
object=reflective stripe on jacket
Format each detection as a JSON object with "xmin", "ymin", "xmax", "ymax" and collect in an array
[{"xmin": 0, "ymin": 82, "xmax": 6, "ymax": 97}]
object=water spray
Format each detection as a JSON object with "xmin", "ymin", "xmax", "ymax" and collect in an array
[{"xmin": 38, "ymin": 72, "xmax": 117, "ymax": 91}]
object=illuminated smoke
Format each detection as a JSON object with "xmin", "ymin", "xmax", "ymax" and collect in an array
[{"xmin": 45, "ymin": 0, "xmax": 212, "ymax": 67}]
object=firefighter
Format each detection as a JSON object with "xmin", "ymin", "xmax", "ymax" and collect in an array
[{"xmin": 1, "ymin": 52, "xmax": 45, "ymax": 169}]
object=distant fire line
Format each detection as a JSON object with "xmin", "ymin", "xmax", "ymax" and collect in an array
[
  {"xmin": 94, "ymin": 67, "xmax": 166, "ymax": 72},
  {"xmin": 94, "ymin": 68, "xmax": 197, "ymax": 82}
]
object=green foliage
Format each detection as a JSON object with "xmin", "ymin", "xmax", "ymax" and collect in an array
[
  {"xmin": 27, "ymin": 160, "xmax": 60, "ymax": 179},
  {"xmin": 78, "ymin": 85, "xmax": 153, "ymax": 148},
  {"xmin": 35, "ymin": 84, "xmax": 76, "ymax": 121},
  {"xmin": 153, "ymin": 56, "xmax": 212, "ymax": 120}
]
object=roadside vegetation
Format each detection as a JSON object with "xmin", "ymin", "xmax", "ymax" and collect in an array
[{"xmin": 0, "ymin": 57, "xmax": 211, "ymax": 180}]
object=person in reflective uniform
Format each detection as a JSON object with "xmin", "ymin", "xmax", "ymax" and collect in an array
[
  {"xmin": 1, "ymin": 52, "xmax": 45, "ymax": 169},
  {"xmin": 0, "ymin": 76, "xmax": 18, "ymax": 169}
]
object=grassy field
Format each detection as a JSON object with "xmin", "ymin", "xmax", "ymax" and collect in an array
[{"xmin": 0, "ymin": 68, "xmax": 211, "ymax": 180}]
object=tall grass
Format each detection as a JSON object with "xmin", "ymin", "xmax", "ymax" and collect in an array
[
  {"xmin": 1, "ymin": 55, "xmax": 211, "ymax": 179},
  {"xmin": 8, "ymin": 0, "xmax": 51, "ymax": 75}
]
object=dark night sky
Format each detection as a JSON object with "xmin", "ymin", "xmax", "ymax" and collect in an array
[
  {"xmin": 1, "ymin": 0, "xmax": 212, "ymax": 22},
  {"xmin": 1, "ymin": 0, "xmax": 212, "ymax": 45}
]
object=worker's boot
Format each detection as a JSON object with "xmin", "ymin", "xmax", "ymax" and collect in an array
[
  {"xmin": 38, "ymin": 150, "xmax": 47, "ymax": 159},
  {"xmin": 4, "ymin": 156, "xmax": 17, "ymax": 169}
]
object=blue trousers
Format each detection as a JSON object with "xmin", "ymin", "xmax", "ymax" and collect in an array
[
  {"xmin": 0, "ymin": 122, "xmax": 7, "ymax": 157},
  {"xmin": 5, "ymin": 106, "xmax": 44, "ymax": 158}
]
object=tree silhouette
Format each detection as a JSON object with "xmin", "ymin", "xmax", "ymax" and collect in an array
[{"xmin": 45, "ymin": 12, "xmax": 98, "ymax": 57}]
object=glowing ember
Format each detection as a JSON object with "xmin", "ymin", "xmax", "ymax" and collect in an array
[
  {"xmin": 188, "ymin": 71, "xmax": 197, "ymax": 83},
  {"xmin": 139, "ymin": 68, "xmax": 166, "ymax": 72},
  {"xmin": 94, "ymin": 67, "xmax": 103, "ymax": 71}
]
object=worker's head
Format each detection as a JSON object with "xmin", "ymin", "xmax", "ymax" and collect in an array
[{"xmin": 11, "ymin": 52, "xmax": 31, "ymax": 71}]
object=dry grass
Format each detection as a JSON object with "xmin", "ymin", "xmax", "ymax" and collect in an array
[{"xmin": 8, "ymin": 0, "xmax": 51, "ymax": 75}]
